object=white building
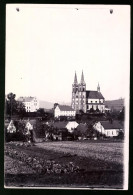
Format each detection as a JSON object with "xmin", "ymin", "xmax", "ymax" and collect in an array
[
  {"xmin": 66, "ymin": 121, "xmax": 79, "ymax": 132},
  {"xmin": 18, "ymin": 96, "xmax": 39, "ymax": 112},
  {"xmin": 93, "ymin": 121, "xmax": 123, "ymax": 137},
  {"xmin": 54, "ymin": 105, "xmax": 76, "ymax": 118}
]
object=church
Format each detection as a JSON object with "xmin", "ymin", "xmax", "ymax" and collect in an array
[{"xmin": 71, "ymin": 71, "xmax": 105, "ymax": 113}]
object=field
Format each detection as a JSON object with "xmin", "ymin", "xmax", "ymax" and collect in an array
[{"xmin": 4, "ymin": 140, "xmax": 124, "ymax": 189}]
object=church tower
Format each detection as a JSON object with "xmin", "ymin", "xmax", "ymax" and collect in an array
[
  {"xmin": 71, "ymin": 72, "xmax": 79, "ymax": 111},
  {"xmin": 97, "ymin": 83, "xmax": 100, "ymax": 92},
  {"xmin": 78, "ymin": 71, "xmax": 86, "ymax": 112}
]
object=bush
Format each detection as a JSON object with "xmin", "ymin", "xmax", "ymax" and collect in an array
[
  {"xmin": 5, "ymin": 132, "xmax": 25, "ymax": 142},
  {"xmin": 5, "ymin": 119, "xmax": 28, "ymax": 142},
  {"xmin": 34, "ymin": 121, "xmax": 49, "ymax": 138}
]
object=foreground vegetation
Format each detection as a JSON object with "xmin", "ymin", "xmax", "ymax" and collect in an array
[{"xmin": 5, "ymin": 140, "xmax": 124, "ymax": 189}]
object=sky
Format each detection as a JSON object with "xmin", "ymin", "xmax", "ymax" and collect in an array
[{"xmin": 6, "ymin": 4, "xmax": 130, "ymax": 103}]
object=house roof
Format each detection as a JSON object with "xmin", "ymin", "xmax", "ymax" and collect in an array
[
  {"xmin": 50, "ymin": 121, "xmax": 68, "ymax": 129},
  {"xmin": 77, "ymin": 123, "xmax": 88, "ymax": 131},
  {"xmin": 18, "ymin": 96, "xmax": 35, "ymax": 102},
  {"xmin": 100, "ymin": 121, "xmax": 123, "ymax": 130},
  {"xmin": 86, "ymin": 91, "xmax": 104, "ymax": 99},
  {"xmin": 66, "ymin": 121, "xmax": 79, "ymax": 126},
  {"xmin": 58, "ymin": 105, "xmax": 75, "ymax": 111}
]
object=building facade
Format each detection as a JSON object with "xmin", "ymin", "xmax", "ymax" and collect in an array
[
  {"xmin": 54, "ymin": 105, "xmax": 76, "ymax": 118},
  {"xmin": 18, "ymin": 96, "xmax": 39, "ymax": 112},
  {"xmin": 71, "ymin": 71, "xmax": 105, "ymax": 113},
  {"xmin": 93, "ymin": 121, "xmax": 123, "ymax": 137}
]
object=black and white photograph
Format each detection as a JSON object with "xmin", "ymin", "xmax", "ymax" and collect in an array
[{"xmin": 4, "ymin": 4, "xmax": 130, "ymax": 189}]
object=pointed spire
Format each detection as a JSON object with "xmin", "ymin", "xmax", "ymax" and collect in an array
[
  {"xmin": 74, "ymin": 71, "xmax": 78, "ymax": 84},
  {"xmin": 97, "ymin": 82, "xmax": 100, "ymax": 92},
  {"xmin": 80, "ymin": 70, "xmax": 85, "ymax": 84}
]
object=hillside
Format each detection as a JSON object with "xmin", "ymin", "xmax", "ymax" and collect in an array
[
  {"xmin": 105, "ymin": 99, "xmax": 124, "ymax": 111},
  {"xmin": 39, "ymin": 99, "xmax": 124, "ymax": 111},
  {"xmin": 39, "ymin": 100, "xmax": 54, "ymax": 109},
  {"xmin": 39, "ymin": 100, "xmax": 71, "ymax": 109}
]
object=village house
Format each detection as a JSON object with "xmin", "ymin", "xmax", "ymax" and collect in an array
[
  {"xmin": 18, "ymin": 96, "xmax": 39, "ymax": 112},
  {"xmin": 46, "ymin": 121, "xmax": 79, "ymax": 141},
  {"xmin": 49, "ymin": 121, "xmax": 79, "ymax": 133},
  {"xmin": 66, "ymin": 121, "xmax": 79, "ymax": 133},
  {"xmin": 54, "ymin": 104, "xmax": 76, "ymax": 118},
  {"xmin": 93, "ymin": 120, "xmax": 123, "ymax": 137}
]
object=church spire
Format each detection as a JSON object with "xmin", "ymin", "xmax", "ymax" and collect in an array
[
  {"xmin": 74, "ymin": 71, "xmax": 78, "ymax": 84},
  {"xmin": 80, "ymin": 70, "xmax": 85, "ymax": 84},
  {"xmin": 97, "ymin": 82, "xmax": 100, "ymax": 92}
]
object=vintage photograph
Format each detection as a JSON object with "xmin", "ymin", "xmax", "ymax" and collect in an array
[{"xmin": 5, "ymin": 4, "xmax": 130, "ymax": 189}]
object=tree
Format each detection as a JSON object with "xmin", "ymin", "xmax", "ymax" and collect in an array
[
  {"xmin": 89, "ymin": 106, "xmax": 94, "ymax": 113},
  {"xmin": 36, "ymin": 108, "xmax": 45, "ymax": 117},
  {"xmin": 6, "ymin": 93, "xmax": 16, "ymax": 117},
  {"xmin": 5, "ymin": 92, "xmax": 26, "ymax": 117},
  {"xmin": 96, "ymin": 107, "xmax": 100, "ymax": 113},
  {"xmin": 79, "ymin": 109, "xmax": 84, "ymax": 114},
  {"xmin": 54, "ymin": 103, "xmax": 59, "ymax": 109},
  {"xmin": 16, "ymin": 101, "xmax": 26, "ymax": 116},
  {"xmin": 118, "ymin": 107, "xmax": 125, "ymax": 121}
]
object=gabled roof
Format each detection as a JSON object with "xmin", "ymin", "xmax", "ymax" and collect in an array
[
  {"xmin": 86, "ymin": 91, "xmax": 104, "ymax": 99},
  {"xmin": 18, "ymin": 96, "xmax": 35, "ymax": 102},
  {"xmin": 57, "ymin": 105, "xmax": 75, "ymax": 111},
  {"xmin": 66, "ymin": 121, "xmax": 79, "ymax": 126},
  {"xmin": 100, "ymin": 121, "xmax": 123, "ymax": 130}
]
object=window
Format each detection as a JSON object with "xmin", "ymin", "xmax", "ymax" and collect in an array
[
  {"xmin": 95, "ymin": 101, "xmax": 97, "ymax": 103},
  {"xmin": 91, "ymin": 101, "xmax": 93, "ymax": 103}
]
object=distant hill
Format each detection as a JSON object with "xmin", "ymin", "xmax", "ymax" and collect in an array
[
  {"xmin": 39, "ymin": 100, "xmax": 54, "ymax": 109},
  {"xmin": 39, "ymin": 100, "xmax": 71, "ymax": 109},
  {"xmin": 105, "ymin": 99, "xmax": 124, "ymax": 111}
]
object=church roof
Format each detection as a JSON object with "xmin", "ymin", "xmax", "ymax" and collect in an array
[
  {"xmin": 58, "ymin": 105, "xmax": 75, "ymax": 111},
  {"xmin": 86, "ymin": 91, "xmax": 104, "ymax": 99}
]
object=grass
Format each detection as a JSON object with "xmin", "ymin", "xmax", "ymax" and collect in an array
[{"xmin": 4, "ymin": 140, "xmax": 124, "ymax": 189}]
